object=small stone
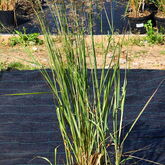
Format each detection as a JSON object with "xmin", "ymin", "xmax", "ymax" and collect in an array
[
  {"xmin": 31, "ymin": 64, "xmax": 38, "ymax": 67},
  {"xmin": 29, "ymin": 41, "xmax": 36, "ymax": 46},
  {"xmin": 42, "ymin": 58, "xmax": 48, "ymax": 62},
  {"xmin": 32, "ymin": 47, "xmax": 38, "ymax": 51},
  {"xmin": 107, "ymin": 53, "xmax": 113, "ymax": 58},
  {"xmin": 132, "ymin": 62, "xmax": 138, "ymax": 66},
  {"xmin": 120, "ymin": 59, "xmax": 127, "ymax": 64},
  {"xmin": 105, "ymin": 65, "xmax": 109, "ymax": 69}
]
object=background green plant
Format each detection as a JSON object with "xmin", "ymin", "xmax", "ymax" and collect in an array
[
  {"xmin": 155, "ymin": 0, "xmax": 165, "ymax": 12},
  {"xmin": 126, "ymin": 0, "xmax": 147, "ymax": 17},
  {"xmin": 144, "ymin": 20, "xmax": 164, "ymax": 44},
  {"xmin": 0, "ymin": 62, "xmax": 37, "ymax": 71},
  {"xmin": 9, "ymin": 27, "xmax": 43, "ymax": 46}
]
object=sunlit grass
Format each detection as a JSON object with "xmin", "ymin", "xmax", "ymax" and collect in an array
[
  {"xmin": 30, "ymin": 0, "xmax": 165, "ymax": 165},
  {"xmin": 0, "ymin": 61, "xmax": 37, "ymax": 71},
  {"xmin": 5, "ymin": 0, "xmax": 164, "ymax": 165}
]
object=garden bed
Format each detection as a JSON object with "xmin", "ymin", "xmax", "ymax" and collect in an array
[{"xmin": 0, "ymin": 35, "xmax": 165, "ymax": 70}]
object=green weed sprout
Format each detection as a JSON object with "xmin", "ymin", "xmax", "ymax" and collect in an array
[
  {"xmin": 144, "ymin": 20, "xmax": 164, "ymax": 44},
  {"xmin": 9, "ymin": 27, "xmax": 43, "ymax": 46}
]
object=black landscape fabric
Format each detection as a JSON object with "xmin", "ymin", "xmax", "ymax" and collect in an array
[
  {"xmin": 0, "ymin": 69, "xmax": 165, "ymax": 165},
  {"xmin": 15, "ymin": 1, "xmax": 127, "ymax": 34}
]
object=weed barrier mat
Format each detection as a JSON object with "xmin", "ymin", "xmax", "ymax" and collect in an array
[{"xmin": 0, "ymin": 69, "xmax": 164, "ymax": 165}]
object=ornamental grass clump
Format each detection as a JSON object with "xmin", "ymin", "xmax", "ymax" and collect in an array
[
  {"xmin": 30, "ymin": 0, "xmax": 164, "ymax": 165},
  {"xmin": 34, "ymin": 1, "xmax": 126, "ymax": 164}
]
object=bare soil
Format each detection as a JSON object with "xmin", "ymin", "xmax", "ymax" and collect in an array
[
  {"xmin": 127, "ymin": 10, "xmax": 151, "ymax": 18},
  {"xmin": 0, "ymin": 35, "xmax": 165, "ymax": 70},
  {"xmin": 155, "ymin": 11, "xmax": 165, "ymax": 18}
]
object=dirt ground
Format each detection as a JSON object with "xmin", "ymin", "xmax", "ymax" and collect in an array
[{"xmin": 0, "ymin": 35, "xmax": 165, "ymax": 70}]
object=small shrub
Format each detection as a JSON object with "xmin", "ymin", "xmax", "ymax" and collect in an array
[
  {"xmin": 144, "ymin": 20, "xmax": 164, "ymax": 44},
  {"xmin": 7, "ymin": 62, "xmax": 27, "ymax": 70},
  {"xmin": 9, "ymin": 27, "xmax": 43, "ymax": 46}
]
